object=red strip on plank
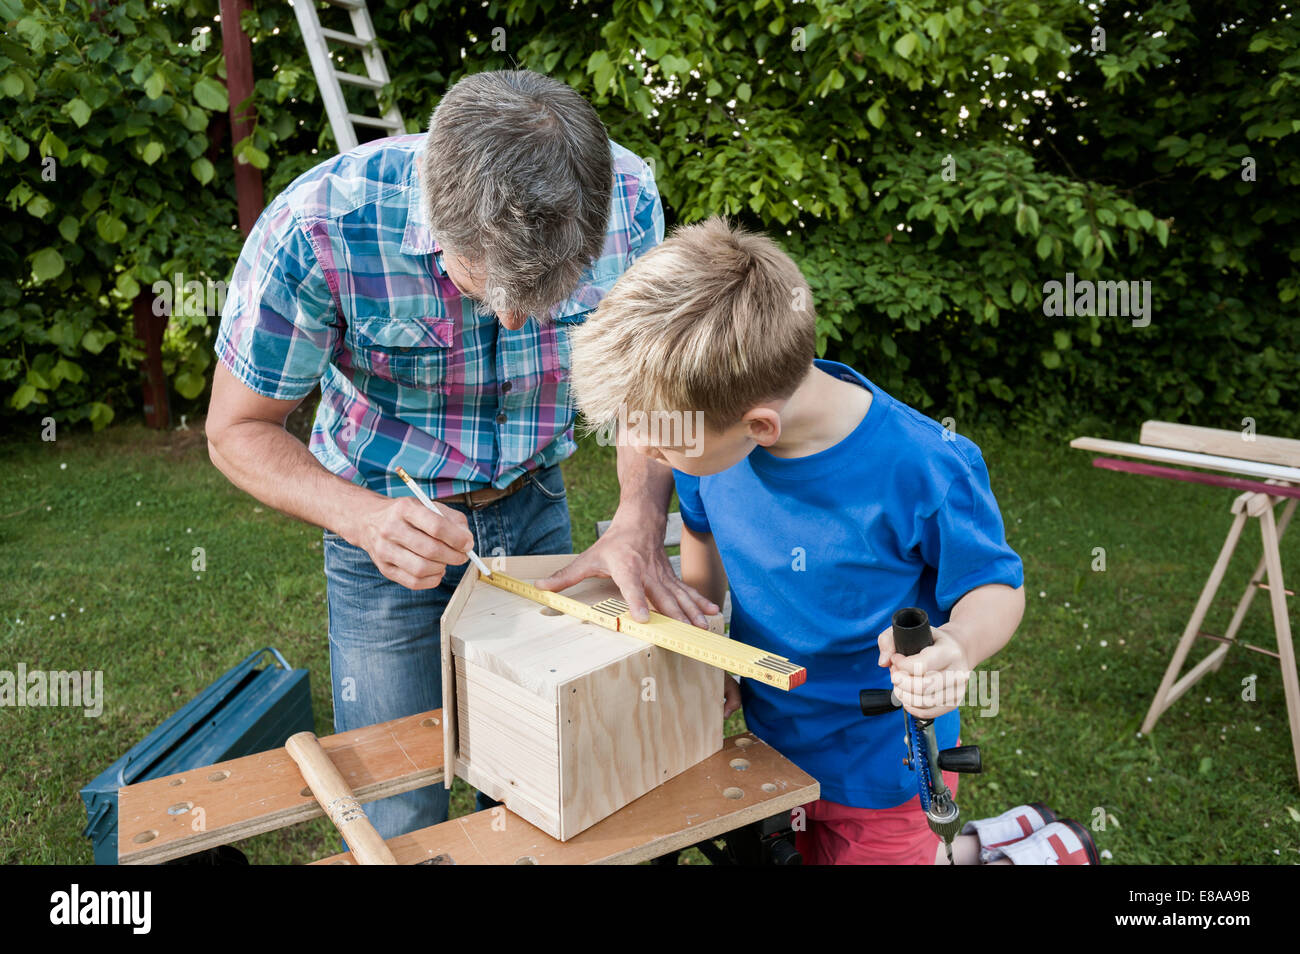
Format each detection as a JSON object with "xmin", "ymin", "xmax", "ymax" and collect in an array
[{"xmin": 1092, "ymin": 457, "xmax": 1300, "ymax": 500}]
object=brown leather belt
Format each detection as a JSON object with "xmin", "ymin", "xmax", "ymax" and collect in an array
[{"xmin": 436, "ymin": 471, "xmax": 529, "ymax": 511}]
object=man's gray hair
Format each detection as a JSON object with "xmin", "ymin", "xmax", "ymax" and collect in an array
[{"xmin": 423, "ymin": 69, "xmax": 613, "ymax": 320}]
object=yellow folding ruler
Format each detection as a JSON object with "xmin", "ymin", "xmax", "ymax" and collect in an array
[{"xmin": 480, "ymin": 571, "xmax": 807, "ymax": 691}]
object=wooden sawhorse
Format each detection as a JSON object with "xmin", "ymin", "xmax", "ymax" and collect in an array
[
  {"xmin": 1071, "ymin": 421, "xmax": 1300, "ymax": 788},
  {"xmin": 115, "ymin": 710, "xmax": 819, "ymax": 865},
  {"xmin": 1140, "ymin": 488, "xmax": 1297, "ymax": 756}
]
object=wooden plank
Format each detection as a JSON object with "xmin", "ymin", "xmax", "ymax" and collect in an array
[
  {"xmin": 558, "ymin": 645, "xmax": 720, "ymax": 839},
  {"xmin": 1259, "ymin": 504, "xmax": 1300, "ymax": 787},
  {"xmin": 455, "ymin": 661, "xmax": 561, "ymax": 805},
  {"xmin": 440, "ymin": 563, "xmax": 478, "ymax": 791},
  {"xmin": 1140, "ymin": 421, "xmax": 1300, "ymax": 469},
  {"xmin": 313, "ymin": 732, "xmax": 816, "ymax": 864},
  {"xmin": 455, "ymin": 755, "xmax": 559, "ymax": 837},
  {"xmin": 454, "ymin": 657, "xmax": 557, "ymax": 725},
  {"xmin": 1070, "ymin": 436, "xmax": 1300, "ymax": 483},
  {"xmin": 118, "ymin": 711, "xmax": 445, "ymax": 864}
]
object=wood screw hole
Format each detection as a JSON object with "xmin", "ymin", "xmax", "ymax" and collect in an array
[
  {"xmin": 539, "ymin": 607, "xmax": 562, "ymax": 617},
  {"xmin": 133, "ymin": 830, "xmax": 158, "ymax": 844},
  {"xmin": 515, "ymin": 855, "xmax": 538, "ymax": 865},
  {"xmin": 207, "ymin": 770, "xmax": 230, "ymax": 782},
  {"xmin": 167, "ymin": 802, "xmax": 193, "ymax": 815},
  {"xmin": 301, "ymin": 787, "xmax": 313, "ymax": 798},
  {"xmin": 761, "ymin": 783, "xmax": 777, "ymax": 793},
  {"xmin": 729, "ymin": 758, "xmax": 750, "ymax": 771},
  {"xmin": 734, "ymin": 737, "xmax": 754, "ymax": 748},
  {"xmin": 723, "ymin": 787, "xmax": 744, "ymax": 800},
  {"xmin": 421, "ymin": 717, "xmax": 440, "ymax": 727},
  {"xmin": 168, "ymin": 778, "xmax": 184, "ymax": 787}
]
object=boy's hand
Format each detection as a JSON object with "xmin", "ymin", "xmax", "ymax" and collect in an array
[
  {"xmin": 876, "ymin": 622, "xmax": 974, "ymax": 720},
  {"xmin": 723, "ymin": 675, "xmax": 741, "ymax": 718}
]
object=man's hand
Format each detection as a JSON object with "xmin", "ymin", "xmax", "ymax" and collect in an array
[
  {"xmin": 535, "ymin": 516, "xmax": 718, "ymax": 626},
  {"xmin": 723, "ymin": 674, "xmax": 742, "ymax": 718},
  {"xmin": 876, "ymin": 622, "xmax": 974, "ymax": 720},
  {"xmin": 536, "ymin": 441, "xmax": 718, "ymax": 626},
  {"xmin": 352, "ymin": 496, "xmax": 474, "ymax": 590}
]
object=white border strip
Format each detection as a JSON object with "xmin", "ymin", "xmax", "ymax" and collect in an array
[{"xmin": 1070, "ymin": 437, "xmax": 1300, "ymax": 484}]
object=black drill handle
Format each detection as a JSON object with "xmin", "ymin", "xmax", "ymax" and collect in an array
[
  {"xmin": 860, "ymin": 608, "xmax": 934, "ymax": 716},
  {"xmin": 892, "ymin": 607, "xmax": 933, "ymax": 657},
  {"xmin": 937, "ymin": 745, "xmax": 983, "ymax": 774},
  {"xmin": 859, "ymin": 689, "xmax": 899, "ymax": 716}
]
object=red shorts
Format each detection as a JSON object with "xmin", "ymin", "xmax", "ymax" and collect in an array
[{"xmin": 793, "ymin": 769, "xmax": 961, "ymax": 865}]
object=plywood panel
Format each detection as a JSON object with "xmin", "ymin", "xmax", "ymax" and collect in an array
[
  {"xmin": 558, "ymin": 645, "xmax": 722, "ymax": 839},
  {"xmin": 452, "ymin": 571, "xmax": 648, "ymax": 696}
]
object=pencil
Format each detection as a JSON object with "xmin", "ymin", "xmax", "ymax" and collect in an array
[{"xmin": 394, "ymin": 467, "xmax": 493, "ymax": 578}]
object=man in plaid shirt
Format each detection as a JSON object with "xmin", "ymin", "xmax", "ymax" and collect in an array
[{"xmin": 205, "ymin": 70, "xmax": 717, "ymax": 839}]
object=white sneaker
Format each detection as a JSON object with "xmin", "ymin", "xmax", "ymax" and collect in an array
[
  {"xmin": 999, "ymin": 819, "xmax": 1100, "ymax": 865},
  {"xmin": 960, "ymin": 802, "xmax": 1056, "ymax": 863}
]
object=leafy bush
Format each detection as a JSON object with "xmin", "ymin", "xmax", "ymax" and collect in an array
[{"xmin": 1, "ymin": 0, "xmax": 1296, "ymax": 437}]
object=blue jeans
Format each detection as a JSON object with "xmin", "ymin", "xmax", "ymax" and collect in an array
[{"xmin": 323, "ymin": 463, "xmax": 572, "ymax": 841}]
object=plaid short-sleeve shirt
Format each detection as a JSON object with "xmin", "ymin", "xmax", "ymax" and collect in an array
[{"xmin": 215, "ymin": 134, "xmax": 664, "ymax": 498}]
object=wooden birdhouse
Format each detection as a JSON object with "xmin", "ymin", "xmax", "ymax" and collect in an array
[{"xmin": 441, "ymin": 554, "xmax": 724, "ymax": 841}]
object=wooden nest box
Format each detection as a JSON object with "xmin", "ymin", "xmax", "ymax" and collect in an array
[{"xmin": 441, "ymin": 555, "xmax": 724, "ymax": 841}]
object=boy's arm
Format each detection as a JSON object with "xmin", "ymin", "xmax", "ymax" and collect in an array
[
  {"xmin": 679, "ymin": 524, "xmax": 728, "ymax": 610},
  {"xmin": 680, "ymin": 525, "xmax": 740, "ymax": 717},
  {"xmin": 942, "ymin": 581, "xmax": 1025, "ymax": 668},
  {"xmin": 878, "ymin": 581, "xmax": 1025, "ymax": 720}
]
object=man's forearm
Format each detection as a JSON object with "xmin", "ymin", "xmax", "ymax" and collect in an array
[
  {"xmin": 612, "ymin": 442, "xmax": 673, "ymax": 529},
  {"xmin": 944, "ymin": 583, "xmax": 1026, "ymax": 670},
  {"xmin": 207, "ymin": 419, "xmax": 383, "ymax": 544}
]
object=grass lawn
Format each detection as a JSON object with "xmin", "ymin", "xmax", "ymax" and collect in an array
[{"xmin": 1, "ymin": 417, "xmax": 1298, "ymax": 864}]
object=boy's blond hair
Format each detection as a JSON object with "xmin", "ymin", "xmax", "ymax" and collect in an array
[{"xmin": 569, "ymin": 216, "xmax": 816, "ymax": 433}]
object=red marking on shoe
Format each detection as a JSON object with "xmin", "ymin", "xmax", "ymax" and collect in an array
[
  {"xmin": 1048, "ymin": 832, "xmax": 1092, "ymax": 865},
  {"xmin": 986, "ymin": 811, "xmax": 1037, "ymax": 848}
]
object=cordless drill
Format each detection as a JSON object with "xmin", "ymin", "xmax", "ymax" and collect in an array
[{"xmin": 859, "ymin": 607, "xmax": 982, "ymax": 864}]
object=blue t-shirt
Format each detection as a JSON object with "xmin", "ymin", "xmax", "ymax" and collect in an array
[{"xmin": 672, "ymin": 359, "xmax": 1024, "ymax": 808}]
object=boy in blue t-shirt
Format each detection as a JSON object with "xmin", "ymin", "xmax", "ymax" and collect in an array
[{"xmin": 567, "ymin": 217, "xmax": 1052, "ymax": 864}]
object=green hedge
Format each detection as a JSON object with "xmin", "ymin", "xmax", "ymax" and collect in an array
[{"xmin": 2, "ymin": 0, "xmax": 1297, "ymax": 437}]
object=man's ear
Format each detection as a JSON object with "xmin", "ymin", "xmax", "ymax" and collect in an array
[{"xmin": 743, "ymin": 406, "xmax": 783, "ymax": 446}]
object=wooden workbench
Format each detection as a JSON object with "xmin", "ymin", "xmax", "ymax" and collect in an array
[{"xmin": 116, "ymin": 710, "xmax": 818, "ymax": 865}]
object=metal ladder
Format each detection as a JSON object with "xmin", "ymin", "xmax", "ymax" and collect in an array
[{"xmin": 289, "ymin": 0, "xmax": 406, "ymax": 152}]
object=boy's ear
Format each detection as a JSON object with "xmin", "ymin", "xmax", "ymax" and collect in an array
[{"xmin": 743, "ymin": 406, "xmax": 783, "ymax": 446}]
